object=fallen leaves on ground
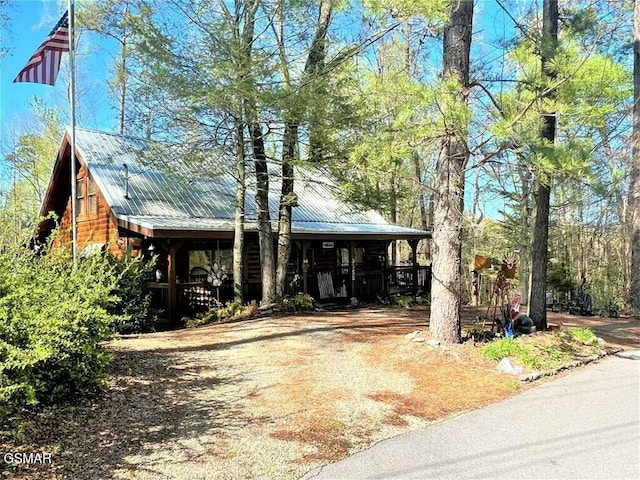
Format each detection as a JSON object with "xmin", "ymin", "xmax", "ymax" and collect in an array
[{"xmin": 1, "ymin": 307, "xmax": 632, "ymax": 479}]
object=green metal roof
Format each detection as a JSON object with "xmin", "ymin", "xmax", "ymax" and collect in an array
[{"xmin": 71, "ymin": 127, "xmax": 430, "ymax": 239}]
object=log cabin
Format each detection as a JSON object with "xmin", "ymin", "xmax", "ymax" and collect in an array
[{"xmin": 38, "ymin": 127, "xmax": 431, "ymax": 320}]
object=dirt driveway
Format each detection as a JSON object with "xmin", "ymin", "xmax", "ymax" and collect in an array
[{"xmin": 4, "ymin": 307, "xmax": 637, "ymax": 480}]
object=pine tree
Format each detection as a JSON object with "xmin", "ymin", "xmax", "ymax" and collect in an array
[{"xmin": 429, "ymin": 0, "xmax": 474, "ymax": 343}]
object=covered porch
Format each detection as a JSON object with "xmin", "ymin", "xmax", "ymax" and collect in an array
[{"xmin": 136, "ymin": 234, "xmax": 430, "ymax": 321}]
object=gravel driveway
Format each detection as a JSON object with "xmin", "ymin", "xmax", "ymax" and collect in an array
[{"xmin": 2, "ymin": 306, "xmax": 634, "ymax": 479}]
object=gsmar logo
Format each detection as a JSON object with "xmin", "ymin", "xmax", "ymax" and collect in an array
[{"xmin": 3, "ymin": 452, "xmax": 52, "ymax": 464}]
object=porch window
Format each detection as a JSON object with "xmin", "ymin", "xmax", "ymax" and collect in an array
[
  {"xmin": 189, "ymin": 250, "xmax": 210, "ymax": 271},
  {"xmin": 337, "ymin": 247, "xmax": 365, "ymax": 266},
  {"xmin": 189, "ymin": 249, "xmax": 232, "ymax": 282},
  {"xmin": 76, "ymin": 178, "xmax": 85, "ymax": 215},
  {"xmin": 87, "ymin": 176, "xmax": 97, "ymax": 213}
]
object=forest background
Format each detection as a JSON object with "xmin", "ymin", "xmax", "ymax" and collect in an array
[{"xmin": 0, "ymin": 0, "xmax": 636, "ymax": 335}]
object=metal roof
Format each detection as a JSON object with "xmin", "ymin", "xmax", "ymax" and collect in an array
[{"xmin": 72, "ymin": 127, "xmax": 429, "ymax": 239}]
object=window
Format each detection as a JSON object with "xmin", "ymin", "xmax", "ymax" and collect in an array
[
  {"xmin": 87, "ymin": 176, "xmax": 97, "ymax": 213},
  {"xmin": 76, "ymin": 178, "xmax": 85, "ymax": 215},
  {"xmin": 189, "ymin": 249, "xmax": 233, "ymax": 272},
  {"xmin": 337, "ymin": 247, "xmax": 365, "ymax": 267},
  {"xmin": 338, "ymin": 248, "xmax": 349, "ymax": 267},
  {"xmin": 189, "ymin": 250, "xmax": 211, "ymax": 271},
  {"xmin": 189, "ymin": 249, "xmax": 232, "ymax": 283}
]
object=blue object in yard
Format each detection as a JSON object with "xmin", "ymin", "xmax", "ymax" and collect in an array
[{"xmin": 505, "ymin": 319, "xmax": 514, "ymax": 339}]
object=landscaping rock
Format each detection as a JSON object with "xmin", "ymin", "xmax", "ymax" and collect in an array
[
  {"xmin": 412, "ymin": 337, "xmax": 426, "ymax": 343},
  {"xmin": 497, "ymin": 358, "xmax": 523, "ymax": 375},
  {"xmin": 519, "ymin": 371, "xmax": 541, "ymax": 382},
  {"xmin": 427, "ymin": 339, "xmax": 441, "ymax": 348}
]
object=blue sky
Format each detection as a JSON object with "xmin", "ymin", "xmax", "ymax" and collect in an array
[
  {"xmin": 0, "ymin": 0, "xmax": 518, "ymax": 219},
  {"xmin": 1, "ymin": 1, "xmax": 69, "ymax": 129},
  {"xmin": 0, "ymin": 1, "xmax": 119, "ymax": 139},
  {"xmin": 0, "ymin": 1, "xmax": 517, "ymax": 135},
  {"xmin": 0, "ymin": 0, "xmax": 120, "ymax": 190}
]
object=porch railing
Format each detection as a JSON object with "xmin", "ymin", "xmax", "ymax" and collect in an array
[
  {"xmin": 386, "ymin": 266, "xmax": 431, "ymax": 296},
  {"xmin": 148, "ymin": 265, "xmax": 432, "ymax": 319},
  {"xmin": 147, "ymin": 282, "xmax": 168, "ymax": 314}
]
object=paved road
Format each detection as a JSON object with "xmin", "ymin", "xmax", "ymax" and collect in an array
[{"xmin": 301, "ymin": 350, "xmax": 640, "ymax": 480}]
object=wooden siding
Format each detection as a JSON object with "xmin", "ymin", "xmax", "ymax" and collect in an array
[
  {"xmin": 313, "ymin": 243, "xmax": 336, "ymax": 272},
  {"xmin": 245, "ymin": 242, "xmax": 261, "ymax": 281},
  {"xmin": 53, "ymin": 167, "xmax": 123, "ymax": 256}
]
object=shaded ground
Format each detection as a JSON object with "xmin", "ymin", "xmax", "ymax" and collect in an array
[
  {"xmin": 1, "ymin": 306, "xmax": 636, "ymax": 479},
  {"xmin": 546, "ymin": 310, "xmax": 639, "ymax": 350}
]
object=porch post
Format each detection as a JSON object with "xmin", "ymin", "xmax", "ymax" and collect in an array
[
  {"xmin": 409, "ymin": 239, "xmax": 419, "ymax": 296},
  {"xmin": 168, "ymin": 239, "xmax": 178, "ymax": 323},
  {"xmin": 349, "ymin": 241, "xmax": 355, "ymax": 298},
  {"xmin": 382, "ymin": 240, "xmax": 390, "ymax": 297},
  {"xmin": 301, "ymin": 240, "xmax": 310, "ymax": 294}
]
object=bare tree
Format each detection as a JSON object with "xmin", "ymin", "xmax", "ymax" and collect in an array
[
  {"xmin": 630, "ymin": 0, "xmax": 640, "ymax": 314},
  {"xmin": 528, "ymin": 0, "xmax": 558, "ymax": 330},
  {"xmin": 274, "ymin": 0, "xmax": 333, "ymax": 299},
  {"xmin": 429, "ymin": 0, "xmax": 474, "ymax": 343}
]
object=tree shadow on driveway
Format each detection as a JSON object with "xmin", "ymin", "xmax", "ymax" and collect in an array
[{"xmin": 3, "ymin": 347, "xmax": 252, "ymax": 479}]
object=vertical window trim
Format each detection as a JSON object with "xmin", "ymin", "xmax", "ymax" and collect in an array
[
  {"xmin": 76, "ymin": 178, "xmax": 85, "ymax": 216},
  {"xmin": 87, "ymin": 176, "xmax": 97, "ymax": 213}
]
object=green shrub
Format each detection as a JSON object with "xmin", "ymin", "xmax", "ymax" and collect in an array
[
  {"xmin": 0, "ymin": 245, "xmax": 117, "ymax": 421},
  {"xmin": 481, "ymin": 338, "xmax": 540, "ymax": 368},
  {"xmin": 278, "ymin": 293, "xmax": 315, "ymax": 313},
  {"xmin": 392, "ymin": 295, "xmax": 414, "ymax": 308},
  {"xmin": 215, "ymin": 299, "xmax": 244, "ymax": 320},
  {"xmin": 567, "ymin": 328, "xmax": 598, "ymax": 345},
  {"xmin": 107, "ymin": 252, "xmax": 157, "ymax": 334},
  {"xmin": 390, "ymin": 295, "xmax": 429, "ymax": 308},
  {"xmin": 189, "ymin": 299, "xmax": 247, "ymax": 327}
]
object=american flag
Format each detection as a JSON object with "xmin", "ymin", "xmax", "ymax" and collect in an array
[{"xmin": 14, "ymin": 11, "xmax": 70, "ymax": 86}]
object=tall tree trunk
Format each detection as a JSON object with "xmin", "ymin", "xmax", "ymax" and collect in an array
[
  {"xmin": 117, "ymin": 1, "xmax": 130, "ymax": 135},
  {"xmin": 306, "ymin": 0, "xmax": 332, "ymax": 163},
  {"xmin": 519, "ymin": 164, "xmax": 532, "ymax": 305},
  {"xmin": 429, "ymin": 0, "xmax": 473, "ymax": 343},
  {"xmin": 233, "ymin": 116, "xmax": 246, "ymax": 302},
  {"xmin": 630, "ymin": 0, "xmax": 640, "ymax": 314},
  {"xmin": 276, "ymin": 122, "xmax": 296, "ymax": 298},
  {"xmin": 413, "ymin": 151, "xmax": 430, "ymax": 262},
  {"xmin": 248, "ymin": 116, "xmax": 276, "ymax": 304},
  {"xmin": 390, "ymin": 175, "xmax": 398, "ymax": 266},
  {"xmin": 242, "ymin": 0, "xmax": 276, "ymax": 304},
  {"xmin": 598, "ymin": 127, "xmax": 630, "ymax": 303},
  {"xmin": 528, "ymin": 0, "xmax": 558, "ymax": 329},
  {"xmin": 275, "ymin": 0, "xmax": 332, "ymax": 298}
]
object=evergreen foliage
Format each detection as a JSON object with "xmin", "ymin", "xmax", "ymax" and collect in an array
[
  {"xmin": 106, "ymin": 252, "xmax": 157, "ymax": 334},
  {"xmin": 0, "ymin": 246, "xmax": 116, "ymax": 420},
  {"xmin": 0, "ymin": 242, "xmax": 158, "ymax": 421}
]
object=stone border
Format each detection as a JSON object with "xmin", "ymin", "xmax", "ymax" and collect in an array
[{"xmin": 518, "ymin": 347, "xmax": 622, "ymax": 382}]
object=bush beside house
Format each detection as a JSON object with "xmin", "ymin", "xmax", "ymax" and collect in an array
[{"xmin": 0, "ymin": 245, "xmax": 156, "ymax": 425}]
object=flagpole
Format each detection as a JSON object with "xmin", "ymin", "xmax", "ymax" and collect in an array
[{"xmin": 68, "ymin": 0, "xmax": 78, "ymax": 267}]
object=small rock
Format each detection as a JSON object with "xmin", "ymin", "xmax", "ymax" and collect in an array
[
  {"xmin": 412, "ymin": 336, "xmax": 426, "ymax": 343},
  {"xmin": 497, "ymin": 358, "xmax": 523, "ymax": 375},
  {"xmin": 427, "ymin": 339, "xmax": 440, "ymax": 347},
  {"xmin": 519, "ymin": 371, "xmax": 541, "ymax": 382},
  {"xmin": 406, "ymin": 331, "xmax": 420, "ymax": 339}
]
